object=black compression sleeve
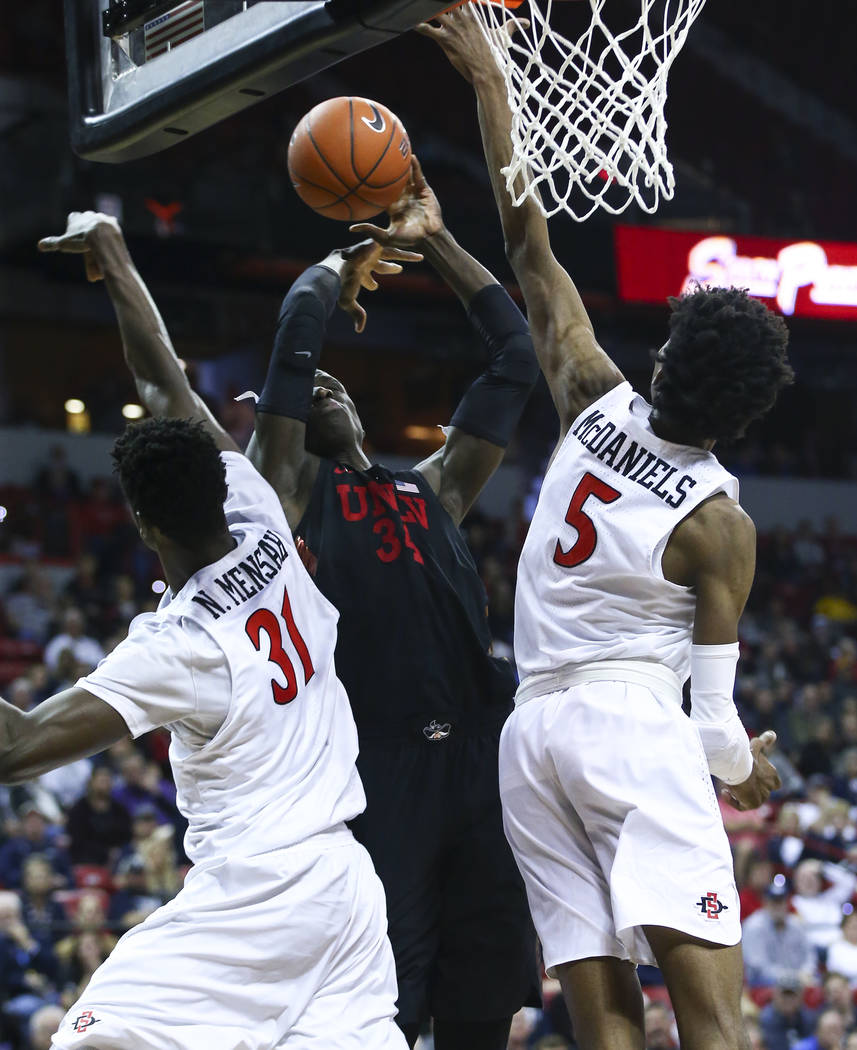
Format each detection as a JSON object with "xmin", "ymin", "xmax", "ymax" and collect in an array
[
  {"xmin": 256, "ymin": 264, "xmax": 341, "ymax": 421},
  {"xmin": 449, "ymin": 284, "xmax": 539, "ymax": 447}
]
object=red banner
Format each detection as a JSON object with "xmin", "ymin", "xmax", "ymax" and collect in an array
[{"xmin": 614, "ymin": 226, "xmax": 857, "ymax": 321}]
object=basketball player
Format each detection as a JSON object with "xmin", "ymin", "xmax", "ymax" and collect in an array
[
  {"xmin": 39, "ymin": 192, "xmax": 541, "ymax": 1050},
  {"xmin": 422, "ymin": 11, "xmax": 792, "ymax": 1050},
  {"xmin": 0, "ymin": 218, "xmax": 414, "ymax": 1049},
  {"xmin": 247, "ymin": 157, "xmax": 541, "ymax": 1050}
]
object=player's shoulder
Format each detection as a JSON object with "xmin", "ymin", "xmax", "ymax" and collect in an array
[{"xmin": 674, "ymin": 492, "xmax": 755, "ymax": 570}]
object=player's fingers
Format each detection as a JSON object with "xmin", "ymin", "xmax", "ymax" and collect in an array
[
  {"xmin": 752, "ymin": 730, "xmax": 777, "ymax": 755},
  {"xmin": 84, "ymin": 253, "xmax": 104, "ymax": 283},
  {"xmin": 410, "ymin": 155, "xmax": 427, "ymax": 189},
  {"xmin": 352, "ymin": 303, "xmax": 366, "ymax": 333},
  {"xmin": 373, "ymin": 262, "xmax": 403, "ymax": 277},
  {"xmin": 721, "ymin": 788, "xmax": 744, "ymax": 811},
  {"xmin": 381, "ymin": 248, "xmax": 422, "ymax": 263},
  {"xmin": 349, "ymin": 222, "xmax": 391, "ymax": 243},
  {"xmin": 415, "ymin": 21, "xmax": 444, "ymax": 39}
]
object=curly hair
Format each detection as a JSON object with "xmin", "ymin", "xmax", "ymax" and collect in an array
[
  {"xmin": 112, "ymin": 418, "xmax": 227, "ymax": 547},
  {"xmin": 651, "ymin": 286, "xmax": 794, "ymax": 443}
]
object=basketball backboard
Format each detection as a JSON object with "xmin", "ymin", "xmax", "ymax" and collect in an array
[{"xmin": 67, "ymin": 0, "xmax": 444, "ymax": 163}]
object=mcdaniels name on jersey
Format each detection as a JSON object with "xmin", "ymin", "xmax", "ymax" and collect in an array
[
  {"xmin": 190, "ymin": 529, "xmax": 289, "ymax": 619},
  {"xmin": 572, "ymin": 406, "xmax": 697, "ymax": 508}
]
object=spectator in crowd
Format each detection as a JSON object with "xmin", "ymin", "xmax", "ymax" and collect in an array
[
  {"xmin": 19, "ymin": 855, "xmax": 66, "ymax": 953},
  {"xmin": 644, "ymin": 1000, "xmax": 678, "ymax": 1050},
  {"xmin": 742, "ymin": 880, "xmax": 818, "ymax": 987},
  {"xmin": 8, "ymin": 677, "xmax": 35, "ymax": 713},
  {"xmin": 833, "ymin": 749, "xmax": 857, "ymax": 806},
  {"xmin": 846, "ymin": 1032, "xmax": 857, "ymax": 1050},
  {"xmin": 759, "ymin": 973, "xmax": 818, "ymax": 1050},
  {"xmin": 55, "ymin": 891, "xmax": 116, "ymax": 1009},
  {"xmin": 111, "ymin": 751, "xmax": 176, "ymax": 824},
  {"xmin": 65, "ymin": 766, "xmax": 131, "ymax": 868},
  {"xmin": 740, "ymin": 856, "xmax": 775, "ymax": 920},
  {"xmin": 27, "ymin": 1004, "xmax": 65, "ymax": 1050},
  {"xmin": 106, "ymin": 854, "xmax": 162, "ymax": 933},
  {"xmin": 0, "ymin": 890, "xmax": 57, "ymax": 1043},
  {"xmin": 37, "ymin": 753, "xmax": 93, "ymax": 812},
  {"xmin": 506, "ymin": 1009, "xmax": 537, "ymax": 1050},
  {"xmin": 827, "ymin": 912, "xmax": 857, "ymax": 986},
  {"xmin": 43, "ymin": 607, "xmax": 104, "ymax": 674},
  {"xmin": 136, "ymin": 823, "xmax": 181, "ymax": 903},
  {"xmin": 794, "ymin": 1008, "xmax": 848, "ymax": 1050},
  {"xmin": 62, "ymin": 554, "xmax": 108, "ymax": 634},
  {"xmin": 4, "ymin": 564, "xmax": 57, "ymax": 644},
  {"xmin": 791, "ymin": 859, "xmax": 857, "ymax": 953},
  {"xmin": 0, "ymin": 802, "xmax": 72, "ymax": 890},
  {"xmin": 768, "ymin": 803, "xmax": 809, "ymax": 869},
  {"xmin": 819, "ymin": 971, "xmax": 857, "ymax": 1033}
]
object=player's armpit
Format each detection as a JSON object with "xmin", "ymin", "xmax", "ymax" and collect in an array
[
  {"xmin": 246, "ymin": 419, "xmax": 320, "ymax": 531},
  {"xmin": 415, "ymin": 428, "xmax": 505, "ymax": 526},
  {"xmin": 0, "ymin": 687, "xmax": 128, "ymax": 785}
]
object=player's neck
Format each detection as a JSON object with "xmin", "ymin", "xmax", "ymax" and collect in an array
[
  {"xmin": 649, "ymin": 411, "xmax": 715, "ymax": 452},
  {"xmin": 159, "ymin": 531, "xmax": 237, "ymax": 594},
  {"xmin": 337, "ymin": 445, "xmax": 372, "ymax": 470}
]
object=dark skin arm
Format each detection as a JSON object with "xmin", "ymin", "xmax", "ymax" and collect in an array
[
  {"xmin": 352, "ymin": 156, "xmax": 523, "ymax": 525},
  {"xmin": 663, "ymin": 494, "xmax": 781, "ymax": 810},
  {"xmin": 0, "ymin": 689, "xmax": 128, "ymax": 785},
  {"xmin": 38, "ymin": 212, "xmax": 239, "ymax": 453},
  {"xmin": 246, "ymin": 241, "xmax": 418, "ymax": 529},
  {"xmin": 419, "ymin": 10, "xmax": 624, "ymax": 440}
]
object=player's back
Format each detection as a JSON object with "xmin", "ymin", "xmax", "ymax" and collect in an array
[
  {"xmin": 81, "ymin": 453, "xmax": 364, "ymax": 867},
  {"xmin": 515, "ymin": 381, "xmax": 738, "ymax": 686}
]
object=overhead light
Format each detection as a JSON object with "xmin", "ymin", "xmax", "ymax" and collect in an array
[
  {"xmin": 64, "ymin": 398, "xmax": 86, "ymax": 414},
  {"xmin": 122, "ymin": 403, "xmax": 145, "ymax": 419},
  {"xmin": 0, "ymin": 506, "xmax": 7, "ymax": 524},
  {"xmin": 151, "ymin": 579, "xmax": 167, "ymax": 594}
]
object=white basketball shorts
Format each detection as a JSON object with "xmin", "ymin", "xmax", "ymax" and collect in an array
[
  {"xmin": 498, "ymin": 676, "xmax": 740, "ymax": 974},
  {"xmin": 52, "ymin": 828, "xmax": 407, "ymax": 1050}
]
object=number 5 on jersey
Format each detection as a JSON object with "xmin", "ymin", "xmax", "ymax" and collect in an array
[
  {"xmin": 553, "ymin": 472, "xmax": 621, "ymax": 569},
  {"xmin": 245, "ymin": 587, "xmax": 315, "ymax": 704}
]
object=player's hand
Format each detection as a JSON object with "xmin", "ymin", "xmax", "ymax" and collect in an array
[
  {"xmin": 335, "ymin": 239, "xmax": 422, "ymax": 333},
  {"xmin": 416, "ymin": 6, "xmax": 528, "ymax": 84},
  {"xmin": 722, "ymin": 730, "xmax": 781, "ymax": 811},
  {"xmin": 349, "ymin": 157, "xmax": 443, "ymax": 248},
  {"xmin": 38, "ymin": 211, "xmax": 123, "ymax": 282}
]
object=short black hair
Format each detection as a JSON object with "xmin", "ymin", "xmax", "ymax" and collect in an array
[
  {"xmin": 112, "ymin": 418, "xmax": 227, "ymax": 547},
  {"xmin": 652, "ymin": 286, "xmax": 793, "ymax": 442}
]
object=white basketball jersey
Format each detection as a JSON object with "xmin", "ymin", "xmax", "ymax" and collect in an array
[
  {"xmin": 82, "ymin": 453, "xmax": 364, "ymax": 866},
  {"xmin": 514, "ymin": 382, "xmax": 739, "ymax": 685}
]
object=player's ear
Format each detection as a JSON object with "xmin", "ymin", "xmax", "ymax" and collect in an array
[{"xmin": 134, "ymin": 509, "xmax": 158, "ymax": 551}]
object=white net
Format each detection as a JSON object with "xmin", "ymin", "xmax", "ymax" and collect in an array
[{"xmin": 467, "ymin": 0, "xmax": 708, "ymax": 221}]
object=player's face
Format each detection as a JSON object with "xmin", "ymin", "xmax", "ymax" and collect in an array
[{"xmin": 305, "ymin": 370, "xmax": 364, "ymax": 457}]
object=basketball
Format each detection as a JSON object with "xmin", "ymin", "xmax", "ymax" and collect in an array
[{"xmin": 287, "ymin": 97, "xmax": 412, "ymax": 221}]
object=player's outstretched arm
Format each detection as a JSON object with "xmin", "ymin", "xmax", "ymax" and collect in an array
[
  {"xmin": 38, "ymin": 212, "xmax": 239, "ymax": 452},
  {"xmin": 353, "ymin": 158, "xmax": 538, "ymax": 523},
  {"xmin": 419, "ymin": 10, "xmax": 624, "ymax": 435},
  {"xmin": 247, "ymin": 240, "xmax": 419, "ymax": 528},
  {"xmin": 665, "ymin": 496, "xmax": 781, "ymax": 810},
  {"xmin": 0, "ymin": 688, "xmax": 128, "ymax": 784}
]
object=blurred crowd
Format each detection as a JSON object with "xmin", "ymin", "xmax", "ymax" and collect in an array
[{"xmin": 2, "ymin": 446, "xmax": 857, "ymax": 1049}]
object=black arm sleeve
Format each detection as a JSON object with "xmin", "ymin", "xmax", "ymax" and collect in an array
[
  {"xmin": 449, "ymin": 284, "xmax": 539, "ymax": 447},
  {"xmin": 255, "ymin": 264, "xmax": 341, "ymax": 421}
]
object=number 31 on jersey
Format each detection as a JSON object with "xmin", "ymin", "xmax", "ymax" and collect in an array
[{"xmin": 245, "ymin": 586, "xmax": 315, "ymax": 704}]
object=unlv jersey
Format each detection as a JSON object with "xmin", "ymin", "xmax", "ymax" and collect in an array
[
  {"xmin": 297, "ymin": 460, "xmax": 516, "ymax": 735},
  {"xmin": 81, "ymin": 453, "xmax": 364, "ymax": 866},
  {"xmin": 515, "ymin": 382, "xmax": 738, "ymax": 686}
]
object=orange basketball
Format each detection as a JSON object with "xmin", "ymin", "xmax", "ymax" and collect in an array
[{"xmin": 287, "ymin": 97, "xmax": 411, "ymax": 221}]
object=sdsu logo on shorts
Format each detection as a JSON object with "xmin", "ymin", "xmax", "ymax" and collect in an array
[
  {"xmin": 71, "ymin": 1010, "xmax": 100, "ymax": 1033},
  {"xmin": 696, "ymin": 892, "xmax": 728, "ymax": 920}
]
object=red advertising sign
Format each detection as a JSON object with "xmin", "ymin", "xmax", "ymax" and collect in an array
[{"xmin": 614, "ymin": 226, "xmax": 857, "ymax": 321}]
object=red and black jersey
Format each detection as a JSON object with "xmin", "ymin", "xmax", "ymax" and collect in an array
[{"xmin": 297, "ymin": 459, "xmax": 515, "ymax": 736}]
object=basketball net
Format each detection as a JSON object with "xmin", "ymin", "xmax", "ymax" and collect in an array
[{"xmin": 466, "ymin": 0, "xmax": 708, "ymax": 221}]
